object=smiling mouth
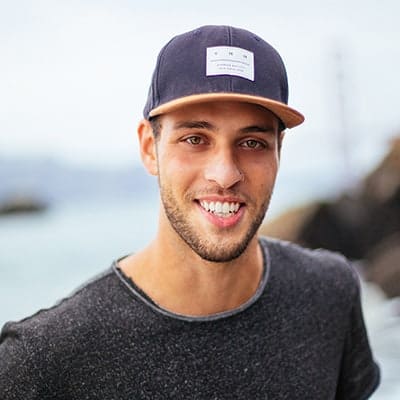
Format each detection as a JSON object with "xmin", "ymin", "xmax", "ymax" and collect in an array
[{"xmin": 198, "ymin": 200, "xmax": 242, "ymax": 218}]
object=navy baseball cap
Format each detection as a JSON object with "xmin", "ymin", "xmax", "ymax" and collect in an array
[{"xmin": 143, "ymin": 25, "xmax": 304, "ymax": 129}]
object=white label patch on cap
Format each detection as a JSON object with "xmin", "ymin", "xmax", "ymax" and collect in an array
[{"xmin": 206, "ymin": 46, "xmax": 254, "ymax": 81}]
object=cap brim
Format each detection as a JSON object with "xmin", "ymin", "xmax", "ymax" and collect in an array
[{"xmin": 148, "ymin": 93, "xmax": 304, "ymax": 129}]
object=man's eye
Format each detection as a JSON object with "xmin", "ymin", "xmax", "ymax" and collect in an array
[
  {"xmin": 242, "ymin": 139, "xmax": 265, "ymax": 149},
  {"xmin": 185, "ymin": 136, "xmax": 203, "ymax": 145}
]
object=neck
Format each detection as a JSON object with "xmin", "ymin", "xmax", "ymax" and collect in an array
[{"xmin": 119, "ymin": 229, "xmax": 264, "ymax": 317}]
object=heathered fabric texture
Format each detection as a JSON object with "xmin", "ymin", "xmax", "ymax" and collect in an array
[{"xmin": 0, "ymin": 238, "xmax": 380, "ymax": 399}]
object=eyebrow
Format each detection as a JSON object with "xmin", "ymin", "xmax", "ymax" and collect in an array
[
  {"xmin": 239, "ymin": 125, "xmax": 277, "ymax": 136},
  {"xmin": 172, "ymin": 121, "xmax": 276, "ymax": 135},
  {"xmin": 173, "ymin": 120, "xmax": 216, "ymax": 131}
]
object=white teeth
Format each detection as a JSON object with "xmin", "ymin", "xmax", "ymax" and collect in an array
[
  {"xmin": 199, "ymin": 200, "xmax": 241, "ymax": 217},
  {"xmin": 230, "ymin": 203, "xmax": 240, "ymax": 213}
]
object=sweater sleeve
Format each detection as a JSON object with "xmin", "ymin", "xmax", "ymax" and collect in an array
[
  {"xmin": 335, "ymin": 268, "xmax": 380, "ymax": 400},
  {"xmin": 0, "ymin": 321, "xmax": 49, "ymax": 400}
]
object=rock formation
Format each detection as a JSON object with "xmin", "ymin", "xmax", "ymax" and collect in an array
[
  {"xmin": 260, "ymin": 137, "xmax": 400, "ymax": 298},
  {"xmin": 0, "ymin": 195, "xmax": 47, "ymax": 215}
]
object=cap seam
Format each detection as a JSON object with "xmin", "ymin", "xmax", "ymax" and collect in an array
[
  {"xmin": 153, "ymin": 37, "xmax": 175, "ymax": 111},
  {"xmin": 227, "ymin": 26, "xmax": 233, "ymax": 92},
  {"xmin": 272, "ymin": 45, "xmax": 289, "ymax": 104}
]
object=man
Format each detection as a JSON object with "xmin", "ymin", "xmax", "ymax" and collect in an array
[{"xmin": 0, "ymin": 25, "xmax": 380, "ymax": 399}]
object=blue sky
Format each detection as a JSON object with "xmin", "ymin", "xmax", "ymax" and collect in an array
[{"xmin": 1, "ymin": 0, "xmax": 400, "ymax": 187}]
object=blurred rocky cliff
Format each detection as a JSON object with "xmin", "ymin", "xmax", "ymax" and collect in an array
[{"xmin": 261, "ymin": 137, "xmax": 400, "ymax": 298}]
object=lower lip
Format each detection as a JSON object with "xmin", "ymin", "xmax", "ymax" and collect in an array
[{"xmin": 196, "ymin": 202, "xmax": 245, "ymax": 228}]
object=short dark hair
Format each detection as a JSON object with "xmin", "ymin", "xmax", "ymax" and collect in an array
[{"xmin": 149, "ymin": 117, "xmax": 161, "ymax": 140}]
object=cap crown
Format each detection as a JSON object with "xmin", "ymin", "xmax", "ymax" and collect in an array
[{"xmin": 143, "ymin": 25, "xmax": 303, "ymax": 129}]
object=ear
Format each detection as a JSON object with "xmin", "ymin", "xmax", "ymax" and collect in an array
[{"xmin": 138, "ymin": 119, "xmax": 158, "ymax": 176}]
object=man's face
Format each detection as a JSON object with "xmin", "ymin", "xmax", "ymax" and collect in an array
[{"xmin": 148, "ymin": 101, "xmax": 282, "ymax": 262}]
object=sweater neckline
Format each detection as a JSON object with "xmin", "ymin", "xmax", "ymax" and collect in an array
[{"xmin": 112, "ymin": 238, "xmax": 271, "ymax": 322}]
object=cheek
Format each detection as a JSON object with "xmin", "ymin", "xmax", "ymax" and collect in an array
[
  {"xmin": 242, "ymin": 156, "xmax": 279, "ymax": 182},
  {"xmin": 158, "ymin": 150, "xmax": 203, "ymax": 186},
  {"xmin": 160, "ymin": 154, "xmax": 189, "ymax": 173}
]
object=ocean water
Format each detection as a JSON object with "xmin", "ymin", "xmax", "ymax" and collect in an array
[
  {"xmin": 0, "ymin": 198, "xmax": 159, "ymax": 324},
  {"xmin": 0, "ymin": 197, "xmax": 399, "ymax": 399}
]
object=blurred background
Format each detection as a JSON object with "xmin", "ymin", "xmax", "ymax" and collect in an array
[{"xmin": 1, "ymin": 0, "xmax": 399, "ymax": 398}]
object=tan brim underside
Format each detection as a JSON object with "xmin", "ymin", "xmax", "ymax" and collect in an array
[{"xmin": 149, "ymin": 93, "xmax": 305, "ymax": 129}]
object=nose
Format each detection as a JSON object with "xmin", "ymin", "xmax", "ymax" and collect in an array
[{"xmin": 204, "ymin": 148, "xmax": 243, "ymax": 189}]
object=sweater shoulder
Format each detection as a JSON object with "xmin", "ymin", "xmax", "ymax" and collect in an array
[
  {"xmin": 260, "ymin": 236, "xmax": 360, "ymax": 297},
  {"xmin": 0, "ymin": 266, "xmax": 118, "ymax": 348}
]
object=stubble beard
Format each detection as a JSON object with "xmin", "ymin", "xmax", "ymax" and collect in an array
[{"xmin": 159, "ymin": 181, "xmax": 272, "ymax": 263}]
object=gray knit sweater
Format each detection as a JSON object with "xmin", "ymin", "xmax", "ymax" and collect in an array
[{"xmin": 0, "ymin": 238, "xmax": 380, "ymax": 399}]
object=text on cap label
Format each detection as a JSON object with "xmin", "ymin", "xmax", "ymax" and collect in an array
[{"xmin": 206, "ymin": 46, "xmax": 254, "ymax": 81}]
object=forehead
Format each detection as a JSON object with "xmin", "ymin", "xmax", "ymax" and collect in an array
[{"xmin": 157, "ymin": 101, "xmax": 279, "ymax": 132}]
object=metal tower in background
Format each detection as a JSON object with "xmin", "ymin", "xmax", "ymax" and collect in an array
[{"xmin": 333, "ymin": 47, "xmax": 356, "ymax": 189}]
